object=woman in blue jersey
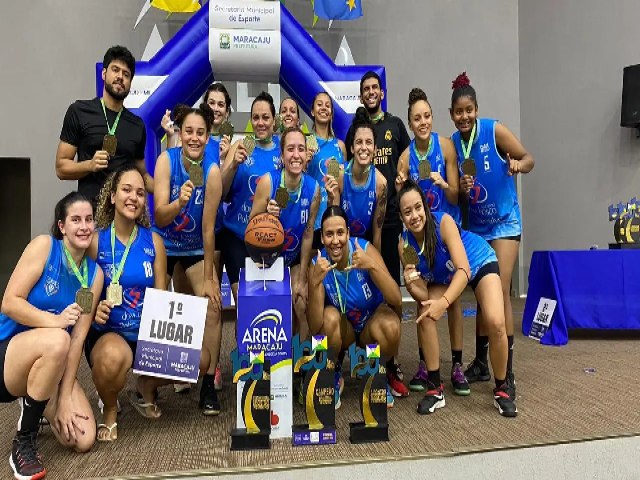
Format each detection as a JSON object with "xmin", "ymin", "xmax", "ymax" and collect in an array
[
  {"xmin": 0, "ymin": 192, "xmax": 103, "ymax": 479},
  {"xmin": 221, "ymin": 91, "xmax": 282, "ymax": 300},
  {"xmin": 398, "ymin": 180, "xmax": 516, "ymax": 417},
  {"xmin": 87, "ymin": 166, "xmax": 167, "ymax": 441},
  {"xmin": 154, "ymin": 104, "xmax": 224, "ymax": 415},
  {"xmin": 395, "ymin": 88, "xmax": 468, "ymax": 396},
  {"xmin": 308, "ymin": 206, "xmax": 402, "ymax": 409},
  {"xmin": 325, "ymin": 107, "xmax": 387, "ymax": 251},
  {"xmin": 249, "ymin": 127, "xmax": 321, "ymax": 337},
  {"xmin": 306, "ymin": 92, "xmax": 347, "ymax": 248},
  {"xmin": 279, "ymin": 97, "xmax": 300, "ymax": 131},
  {"xmin": 449, "ymin": 72, "xmax": 535, "ymax": 392}
]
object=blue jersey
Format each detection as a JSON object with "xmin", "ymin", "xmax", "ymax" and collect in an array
[
  {"xmin": 404, "ymin": 212, "xmax": 496, "ymax": 285},
  {"xmin": 223, "ymin": 141, "xmax": 281, "ymax": 240},
  {"xmin": 95, "ymin": 226, "xmax": 156, "ymax": 341},
  {"xmin": 451, "ymin": 118, "xmax": 521, "ymax": 240},
  {"xmin": 306, "ymin": 135, "xmax": 345, "ymax": 231},
  {"xmin": 268, "ymin": 170, "xmax": 317, "ymax": 266},
  {"xmin": 314, "ymin": 238, "xmax": 384, "ymax": 334},
  {"xmin": 204, "ymin": 134, "xmax": 225, "ymax": 234},
  {"xmin": 153, "ymin": 147, "xmax": 215, "ymax": 256},
  {"xmin": 0, "ymin": 237, "xmax": 99, "ymax": 341},
  {"xmin": 341, "ymin": 163, "xmax": 377, "ymax": 240},
  {"xmin": 407, "ymin": 134, "xmax": 461, "ymax": 224}
]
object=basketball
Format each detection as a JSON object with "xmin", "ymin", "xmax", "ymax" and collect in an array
[{"xmin": 244, "ymin": 213, "xmax": 285, "ymax": 267}]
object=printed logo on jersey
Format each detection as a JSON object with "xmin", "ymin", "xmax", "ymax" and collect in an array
[
  {"xmin": 44, "ymin": 277, "xmax": 59, "ymax": 296},
  {"xmin": 283, "ymin": 228, "xmax": 300, "ymax": 253},
  {"xmin": 384, "ymin": 130, "xmax": 392, "ymax": 141},
  {"xmin": 348, "ymin": 308, "xmax": 365, "ymax": 330},
  {"xmin": 173, "ymin": 212, "xmax": 196, "ymax": 233},
  {"xmin": 248, "ymin": 174, "xmax": 261, "ymax": 201},
  {"xmin": 349, "ymin": 218, "xmax": 366, "ymax": 236},
  {"xmin": 426, "ymin": 188, "xmax": 441, "ymax": 211},
  {"xmin": 143, "ymin": 247, "xmax": 155, "ymax": 257},
  {"xmin": 469, "ymin": 182, "xmax": 489, "ymax": 205}
]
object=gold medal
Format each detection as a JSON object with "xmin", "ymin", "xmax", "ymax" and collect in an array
[
  {"xmin": 327, "ymin": 157, "xmax": 340, "ymax": 178},
  {"xmin": 75, "ymin": 288, "xmax": 94, "ymax": 314},
  {"xmin": 106, "ymin": 283, "xmax": 123, "ymax": 306},
  {"xmin": 402, "ymin": 245, "xmax": 420, "ymax": 266},
  {"xmin": 219, "ymin": 121, "xmax": 234, "ymax": 140},
  {"xmin": 462, "ymin": 158, "xmax": 477, "ymax": 177},
  {"xmin": 102, "ymin": 134, "xmax": 117, "ymax": 157},
  {"xmin": 306, "ymin": 134, "xmax": 319, "ymax": 153},
  {"xmin": 243, "ymin": 136, "xmax": 256, "ymax": 156},
  {"xmin": 275, "ymin": 187, "xmax": 289, "ymax": 209},
  {"xmin": 418, "ymin": 161, "xmax": 431, "ymax": 180},
  {"xmin": 189, "ymin": 163, "xmax": 204, "ymax": 187},
  {"xmin": 274, "ymin": 114, "xmax": 284, "ymax": 134}
]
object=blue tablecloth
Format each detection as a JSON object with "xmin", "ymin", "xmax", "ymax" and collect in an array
[{"xmin": 522, "ymin": 250, "xmax": 640, "ymax": 345}]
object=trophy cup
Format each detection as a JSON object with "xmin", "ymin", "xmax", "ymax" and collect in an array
[
  {"xmin": 608, "ymin": 197, "xmax": 640, "ymax": 249},
  {"xmin": 230, "ymin": 349, "xmax": 271, "ymax": 450},
  {"xmin": 348, "ymin": 343, "xmax": 389, "ymax": 444},
  {"xmin": 291, "ymin": 334, "xmax": 337, "ymax": 446}
]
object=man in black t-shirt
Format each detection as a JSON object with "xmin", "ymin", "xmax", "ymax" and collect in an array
[
  {"xmin": 345, "ymin": 72, "xmax": 411, "ymax": 285},
  {"xmin": 56, "ymin": 45, "xmax": 152, "ymax": 202},
  {"xmin": 345, "ymin": 71, "xmax": 411, "ymax": 401}
]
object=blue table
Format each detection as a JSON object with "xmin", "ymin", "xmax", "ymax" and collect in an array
[{"xmin": 522, "ymin": 250, "xmax": 640, "ymax": 345}]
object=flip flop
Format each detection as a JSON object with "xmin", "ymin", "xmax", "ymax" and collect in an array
[
  {"xmin": 97, "ymin": 423, "xmax": 118, "ymax": 442},
  {"xmin": 127, "ymin": 391, "xmax": 161, "ymax": 419}
]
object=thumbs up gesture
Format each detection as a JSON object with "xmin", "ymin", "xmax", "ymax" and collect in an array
[
  {"xmin": 310, "ymin": 250, "xmax": 333, "ymax": 286},
  {"xmin": 350, "ymin": 240, "xmax": 375, "ymax": 271}
]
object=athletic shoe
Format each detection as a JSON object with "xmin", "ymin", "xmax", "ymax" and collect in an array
[
  {"xmin": 451, "ymin": 363, "xmax": 471, "ymax": 396},
  {"xmin": 173, "ymin": 383, "xmax": 191, "ymax": 394},
  {"xmin": 507, "ymin": 370, "xmax": 517, "ymax": 398},
  {"xmin": 10, "ymin": 431, "xmax": 46, "ymax": 480},
  {"xmin": 386, "ymin": 385, "xmax": 395, "ymax": 408},
  {"xmin": 417, "ymin": 383, "xmax": 445, "ymax": 415},
  {"xmin": 334, "ymin": 371, "xmax": 344, "ymax": 410},
  {"xmin": 494, "ymin": 383, "xmax": 518, "ymax": 417},
  {"xmin": 409, "ymin": 361, "xmax": 428, "ymax": 392},
  {"xmin": 98, "ymin": 396, "xmax": 122, "ymax": 414},
  {"xmin": 214, "ymin": 366, "xmax": 223, "ymax": 392},
  {"xmin": 387, "ymin": 365, "xmax": 409, "ymax": 397},
  {"xmin": 464, "ymin": 358, "xmax": 491, "ymax": 383},
  {"xmin": 199, "ymin": 382, "xmax": 221, "ymax": 416}
]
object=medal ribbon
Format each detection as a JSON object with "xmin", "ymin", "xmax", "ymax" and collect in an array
[
  {"xmin": 412, "ymin": 136, "xmax": 433, "ymax": 168},
  {"xmin": 183, "ymin": 154, "xmax": 204, "ymax": 170},
  {"xmin": 331, "ymin": 242, "xmax": 352, "ymax": 316},
  {"xmin": 100, "ymin": 98, "xmax": 123, "ymax": 136},
  {"xmin": 460, "ymin": 122, "xmax": 477, "ymax": 161},
  {"xmin": 110, "ymin": 223, "xmax": 138, "ymax": 285},
  {"xmin": 63, "ymin": 245, "xmax": 89, "ymax": 289},
  {"xmin": 403, "ymin": 230, "xmax": 426, "ymax": 256},
  {"xmin": 280, "ymin": 169, "xmax": 303, "ymax": 204}
]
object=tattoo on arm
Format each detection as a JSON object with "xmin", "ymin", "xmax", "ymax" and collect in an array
[{"xmin": 376, "ymin": 188, "xmax": 387, "ymax": 228}]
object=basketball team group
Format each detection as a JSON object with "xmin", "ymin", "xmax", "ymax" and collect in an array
[{"xmin": 0, "ymin": 45, "xmax": 534, "ymax": 479}]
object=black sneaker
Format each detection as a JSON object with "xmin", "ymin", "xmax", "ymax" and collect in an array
[
  {"xmin": 493, "ymin": 383, "xmax": 518, "ymax": 417},
  {"xmin": 464, "ymin": 358, "xmax": 491, "ymax": 383},
  {"xmin": 507, "ymin": 370, "xmax": 517, "ymax": 398},
  {"xmin": 416, "ymin": 383, "xmax": 445, "ymax": 415},
  {"xmin": 199, "ymin": 382, "xmax": 221, "ymax": 416},
  {"xmin": 451, "ymin": 363, "xmax": 471, "ymax": 396},
  {"xmin": 10, "ymin": 431, "xmax": 46, "ymax": 480}
]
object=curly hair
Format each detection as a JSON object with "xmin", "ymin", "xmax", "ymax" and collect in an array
[
  {"xmin": 451, "ymin": 71, "xmax": 477, "ymax": 109},
  {"xmin": 95, "ymin": 166, "xmax": 151, "ymax": 230}
]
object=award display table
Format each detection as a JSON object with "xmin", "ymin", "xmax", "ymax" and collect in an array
[{"xmin": 522, "ymin": 250, "xmax": 640, "ymax": 345}]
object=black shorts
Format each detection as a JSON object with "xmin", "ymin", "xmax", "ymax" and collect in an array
[
  {"xmin": 84, "ymin": 328, "xmax": 137, "ymax": 368},
  {"xmin": 0, "ymin": 338, "xmax": 17, "ymax": 403},
  {"xmin": 312, "ymin": 229, "xmax": 323, "ymax": 251},
  {"xmin": 493, "ymin": 234, "xmax": 521, "ymax": 242},
  {"xmin": 166, "ymin": 255, "xmax": 204, "ymax": 276},
  {"xmin": 469, "ymin": 261, "xmax": 500, "ymax": 290},
  {"xmin": 219, "ymin": 228, "xmax": 248, "ymax": 285}
]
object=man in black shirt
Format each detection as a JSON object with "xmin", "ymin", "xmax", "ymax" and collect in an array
[
  {"xmin": 56, "ymin": 45, "xmax": 152, "ymax": 202},
  {"xmin": 345, "ymin": 72, "xmax": 411, "ymax": 285},
  {"xmin": 345, "ymin": 71, "xmax": 411, "ymax": 401}
]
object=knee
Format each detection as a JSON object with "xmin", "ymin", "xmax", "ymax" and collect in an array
[
  {"xmin": 42, "ymin": 329, "xmax": 71, "ymax": 365},
  {"xmin": 92, "ymin": 343, "xmax": 130, "ymax": 379},
  {"xmin": 381, "ymin": 317, "xmax": 401, "ymax": 344},
  {"xmin": 485, "ymin": 315, "xmax": 506, "ymax": 339},
  {"xmin": 73, "ymin": 428, "xmax": 96, "ymax": 453},
  {"xmin": 322, "ymin": 311, "xmax": 341, "ymax": 340}
]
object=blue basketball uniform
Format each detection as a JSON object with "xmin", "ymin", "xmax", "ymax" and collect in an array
[
  {"xmin": 451, "ymin": 118, "xmax": 521, "ymax": 240},
  {"xmin": 204, "ymin": 134, "xmax": 225, "ymax": 233},
  {"xmin": 268, "ymin": 170, "xmax": 317, "ymax": 266},
  {"xmin": 314, "ymin": 237, "xmax": 384, "ymax": 335},
  {"xmin": 404, "ymin": 212, "xmax": 496, "ymax": 285},
  {"xmin": 0, "ymin": 237, "xmax": 99, "ymax": 341},
  {"xmin": 95, "ymin": 226, "xmax": 156, "ymax": 341},
  {"xmin": 341, "ymin": 163, "xmax": 377, "ymax": 240},
  {"xmin": 407, "ymin": 134, "xmax": 461, "ymax": 224},
  {"xmin": 223, "ymin": 141, "xmax": 281, "ymax": 240},
  {"xmin": 306, "ymin": 135, "xmax": 345, "ymax": 231},
  {"xmin": 153, "ymin": 147, "xmax": 216, "ymax": 256}
]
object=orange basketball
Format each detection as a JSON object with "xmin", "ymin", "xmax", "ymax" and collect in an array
[{"xmin": 244, "ymin": 213, "xmax": 285, "ymax": 267}]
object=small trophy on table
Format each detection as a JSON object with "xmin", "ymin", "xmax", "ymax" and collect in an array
[{"xmin": 608, "ymin": 197, "xmax": 640, "ymax": 248}]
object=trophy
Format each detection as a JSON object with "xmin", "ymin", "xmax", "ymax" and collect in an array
[
  {"xmin": 230, "ymin": 349, "xmax": 271, "ymax": 450},
  {"xmin": 608, "ymin": 197, "xmax": 640, "ymax": 249},
  {"xmin": 291, "ymin": 335, "xmax": 337, "ymax": 446},
  {"xmin": 348, "ymin": 343, "xmax": 389, "ymax": 444}
]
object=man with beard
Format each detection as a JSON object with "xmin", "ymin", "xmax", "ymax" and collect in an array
[
  {"xmin": 344, "ymin": 71, "xmax": 411, "ymax": 400},
  {"xmin": 56, "ymin": 46, "xmax": 152, "ymax": 202}
]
